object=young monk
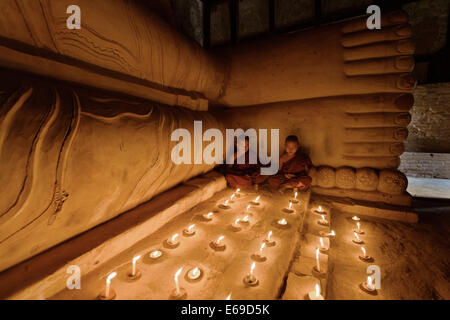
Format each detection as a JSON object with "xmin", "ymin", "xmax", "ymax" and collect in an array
[
  {"xmin": 223, "ymin": 136, "xmax": 266, "ymax": 190},
  {"xmin": 267, "ymin": 135, "xmax": 312, "ymax": 193}
]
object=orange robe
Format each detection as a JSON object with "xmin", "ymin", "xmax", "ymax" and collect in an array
[
  {"xmin": 224, "ymin": 151, "xmax": 266, "ymax": 189},
  {"xmin": 267, "ymin": 152, "xmax": 312, "ymax": 191}
]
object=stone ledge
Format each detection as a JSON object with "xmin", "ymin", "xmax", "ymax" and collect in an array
[
  {"xmin": 312, "ymin": 187, "xmax": 412, "ymax": 207},
  {"xmin": 0, "ymin": 172, "xmax": 226, "ymax": 300}
]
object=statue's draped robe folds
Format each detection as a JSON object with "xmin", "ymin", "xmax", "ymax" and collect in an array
[{"xmin": 0, "ymin": 0, "xmax": 414, "ymax": 272}]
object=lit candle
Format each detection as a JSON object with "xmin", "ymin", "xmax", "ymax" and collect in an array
[
  {"xmin": 241, "ymin": 215, "xmax": 249, "ymax": 223},
  {"xmin": 203, "ymin": 212, "xmax": 214, "ymax": 220},
  {"xmin": 352, "ymin": 216, "xmax": 360, "ymax": 221},
  {"xmin": 267, "ymin": 231, "xmax": 272, "ymax": 242},
  {"xmin": 259, "ymin": 242, "xmax": 266, "ymax": 254},
  {"xmin": 150, "ymin": 250, "xmax": 162, "ymax": 259},
  {"xmin": 278, "ymin": 218, "xmax": 287, "ymax": 226},
  {"xmin": 361, "ymin": 247, "xmax": 366, "ymax": 257},
  {"xmin": 251, "ymin": 196, "xmax": 260, "ymax": 205},
  {"xmin": 289, "ymin": 201, "xmax": 293, "ymax": 210},
  {"xmin": 236, "ymin": 188, "xmax": 240, "ymax": 194},
  {"xmin": 354, "ymin": 221, "xmax": 364, "ymax": 234},
  {"xmin": 174, "ymin": 268, "xmax": 183, "ymax": 296},
  {"xmin": 308, "ymin": 283, "xmax": 324, "ymax": 300},
  {"xmin": 183, "ymin": 224, "xmax": 196, "ymax": 236},
  {"xmin": 168, "ymin": 233, "xmax": 179, "ymax": 245},
  {"xmin": 330, "ymin": 230, "xmax": 336, "ymax": 237},
  {"xmin": 211, "ymin": 235, "xmax": 226, "ymax": 251},
  {"xmin": 231, "ymin": 218, "xmax": 241, "ymax": 231},
  {"xmin": 230, "ymin": 194, "xmax": 235, "ymax": 201},
  {"xmin": 319, "ymin": 237, "xmax": 328, "ymax": 252},
  {"xmin": 131, "ymin": 255, "xmax": 141, "ymax": 276},
  {"xmin": 291, "ymin": 191, "xmax": 299, "ymax": 204},
  {"xmin": 226, "ymin": 293, "xmax": 232, "ymax": 300},
  {"xmin": 224, "ymin": 200, "xmax": 229, "ymax": 206},
  {"xmin": 246, "ymin": 204, "xmax": 251, "ymax": 212},
  {"xmin": 318, "ymin": 205, "xmax": 323, "ymax": 212},
  {"xmin": 187, "ymin": 267, "xmax": 202, "ymax": 280},
  {"xmin": 244, "ymin": 262, "xmax": 259, "ymax": 286},
  {"xmin": 318, "ymin": 214, "xmax": 329, "ymax": 226},
  {"xmin": 315, "ymin": 247, "xmax": 321, "ymax": 272},
  {"xmin": 249, "ymin": 262, "xmax": 256, "ymax": 281},
  {"xmin": 105, "ymin": 272, "xmax": 117, "ymax": 298},
  {"xmin": 352, "ymin": 231, "xmax": 363, "ymax": 244}
]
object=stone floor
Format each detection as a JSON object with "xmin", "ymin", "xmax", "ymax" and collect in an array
[
  {"xmin": 51, "ymin": 187, "xmax": 310, "ymax": 300},
  {"xmin": 327, "ymin": 197, "xmax": 450, "ymax": 300}
]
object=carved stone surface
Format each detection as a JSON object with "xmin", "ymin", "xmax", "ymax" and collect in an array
[
  {"xmin": 335, "ymin": 167, "xmax": 356, "ymax": 189},
  {"xmin": 377, "ymin": 170, "xmax": 408, "ymax": 195},
  {"xmin": 0, "ymin": 73, "xmax": 222, "ymax": 272},
  {"xmin": 355, "ymin": 168, "xmax": 379, "ymax": 191},
  {"xmin": 316, "ymin": 166, "xmax": 336, "ymax": 189}
]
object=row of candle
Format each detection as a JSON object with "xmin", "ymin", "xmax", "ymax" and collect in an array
[
  {"xmin": 312, "ymin": 204, "xmax": 336, "ymax": 300},
  {"xmin": 351, "ymin": 216, "xmax": 377, "ymax": 294},
  {"xmin": 99, "ymin": 188, "xmax": 277, "ymax": 300}
]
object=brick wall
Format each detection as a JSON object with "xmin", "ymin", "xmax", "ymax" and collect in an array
[
  {"xmin": 405, "ymin": 83, "xmax": 450, "ymax": 153},
  {"xmin": 399, "ymin": 152, "xmax": 450, "ymax": 179}
]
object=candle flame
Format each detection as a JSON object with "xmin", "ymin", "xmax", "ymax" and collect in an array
[
  {"xmin": 234, "ymin": 218, "xmax": 240, "ymax": 225},
  {"xmin": 321, "ymin": 214, "xmax": 326, "ymax": 221},
  {"xmin": 330, "ymin": 230, "xmax": 336, "ymax": 236},
  {"xmin": 206, "ymin": 212, "xmax": 213, "ymax": 218},
  {"xmin": 175, "ymin": 267, "xmax": 183, "ymax": 279},
  {"xmin": 294, "ymin": 192, "xmax": 298, "ymax": 199},
  {"xmin": 288, "ymin": 201, "xmax": 292, "ymax": 209},
  {"xmin": 188, "ymin": 224, "xmax": 195, "ymax": 232},
  {"xmin": 255, "ymin": 196, "xmax": 260, "ymax": 202},
  {"xmin": 230, "ymin": 194, "xmax": 235, "ymax": 201},
  {"xmin": 361, "ymin": 247, "xmax": 366, "ymax": 256},
  {"xmin": 352, "ymin": 216, "xmax": 360, "ymax": 221},
  {"xmin": 224, "ymin": 200, "xmax": 229, "ymax": 205},
  {"xmin": 226, "ymin": 293, "xmax": 232, "ymax": 300},
  {"xmin": 236, "ymin": 188, "xmax": 240, "ymax": 193},
  {"xmin": 259, "ymin": 242, "xmax": 266, "ymax": 252},
  {"xmin": 279, "ymin": 218, "xmax": 287, "ymax": 225},
  {"xmin": 192, "ymin": 267, "xmax": 200, "ymax": 276},
  {"xmin": 320, "ymin": 237, "xmax": 324, "ymax": 248},
  {"xmin": 267, "ymin": 230, "xmax": 272, "ymax": 241},
  {"xmin": 171, "ymin": 233, "xmax": 179, "ymax": 242},
  {"xmin": 132, "ymin": 255, "xmax": 141, "ymax": 264},
  {"xmin": 353, "ymin": 232, "xmax": 360, "ymax": 240},
  {"xmin": 217, "ymin": 235, "xmax": 225, "ymax": 243},
  {"xmin": 357, "ymin": 222, "xmax": 361, "ymax": 230},
  {"xmin": 318, "ymin": 205, "xmax": 323, "ymax": 212},
  {"xmin": 251, "ymin": 262, "xmax": 256, "ymax": 273},
  {"xmin": 315, "ymin": 284, "xmax": 321, "ymax": 297},
  {"xmin": 315, "ymin": 248, "xmax": 320, "ymax": 271},
  {"xmin": 106, "ymin": 272, "xmax": 117, "ymax": 284},
  {"xmin": 242, "ymin": 215, "xmax": 249, "ymax": 222},
  {"xmin": 246, "ymin": 204, "xmax": 251, "ymax": 211}
]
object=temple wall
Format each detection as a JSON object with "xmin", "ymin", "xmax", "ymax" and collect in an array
[
  {"xmin": 0, "ymin": 0, "xmax": 226, "ymax": 110},
  {"xmin": 0, "ymin": 71, "xmax": 222, "ymax": 272}
]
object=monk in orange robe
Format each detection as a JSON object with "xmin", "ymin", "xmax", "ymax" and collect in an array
[
  {"xmin": 267, "ymin": 135, "xmax": 312, "ymax": 193},
  {"xmin": 223, "ymin": 137, "xmax": 266, "ymax": 190}
]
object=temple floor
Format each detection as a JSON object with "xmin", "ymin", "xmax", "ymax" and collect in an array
[{"xmin": 48, "ymin": 187, "xmax": 449, "ymax": 300}]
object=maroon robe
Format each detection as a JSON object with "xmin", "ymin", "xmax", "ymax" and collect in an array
[
  {"xmin": 267, "ymin": 152, "xmax": 312, "ymax": 191},
  {"xmin": 225, "ymin": 151, "xmax": 266, "ymax": 189}
]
